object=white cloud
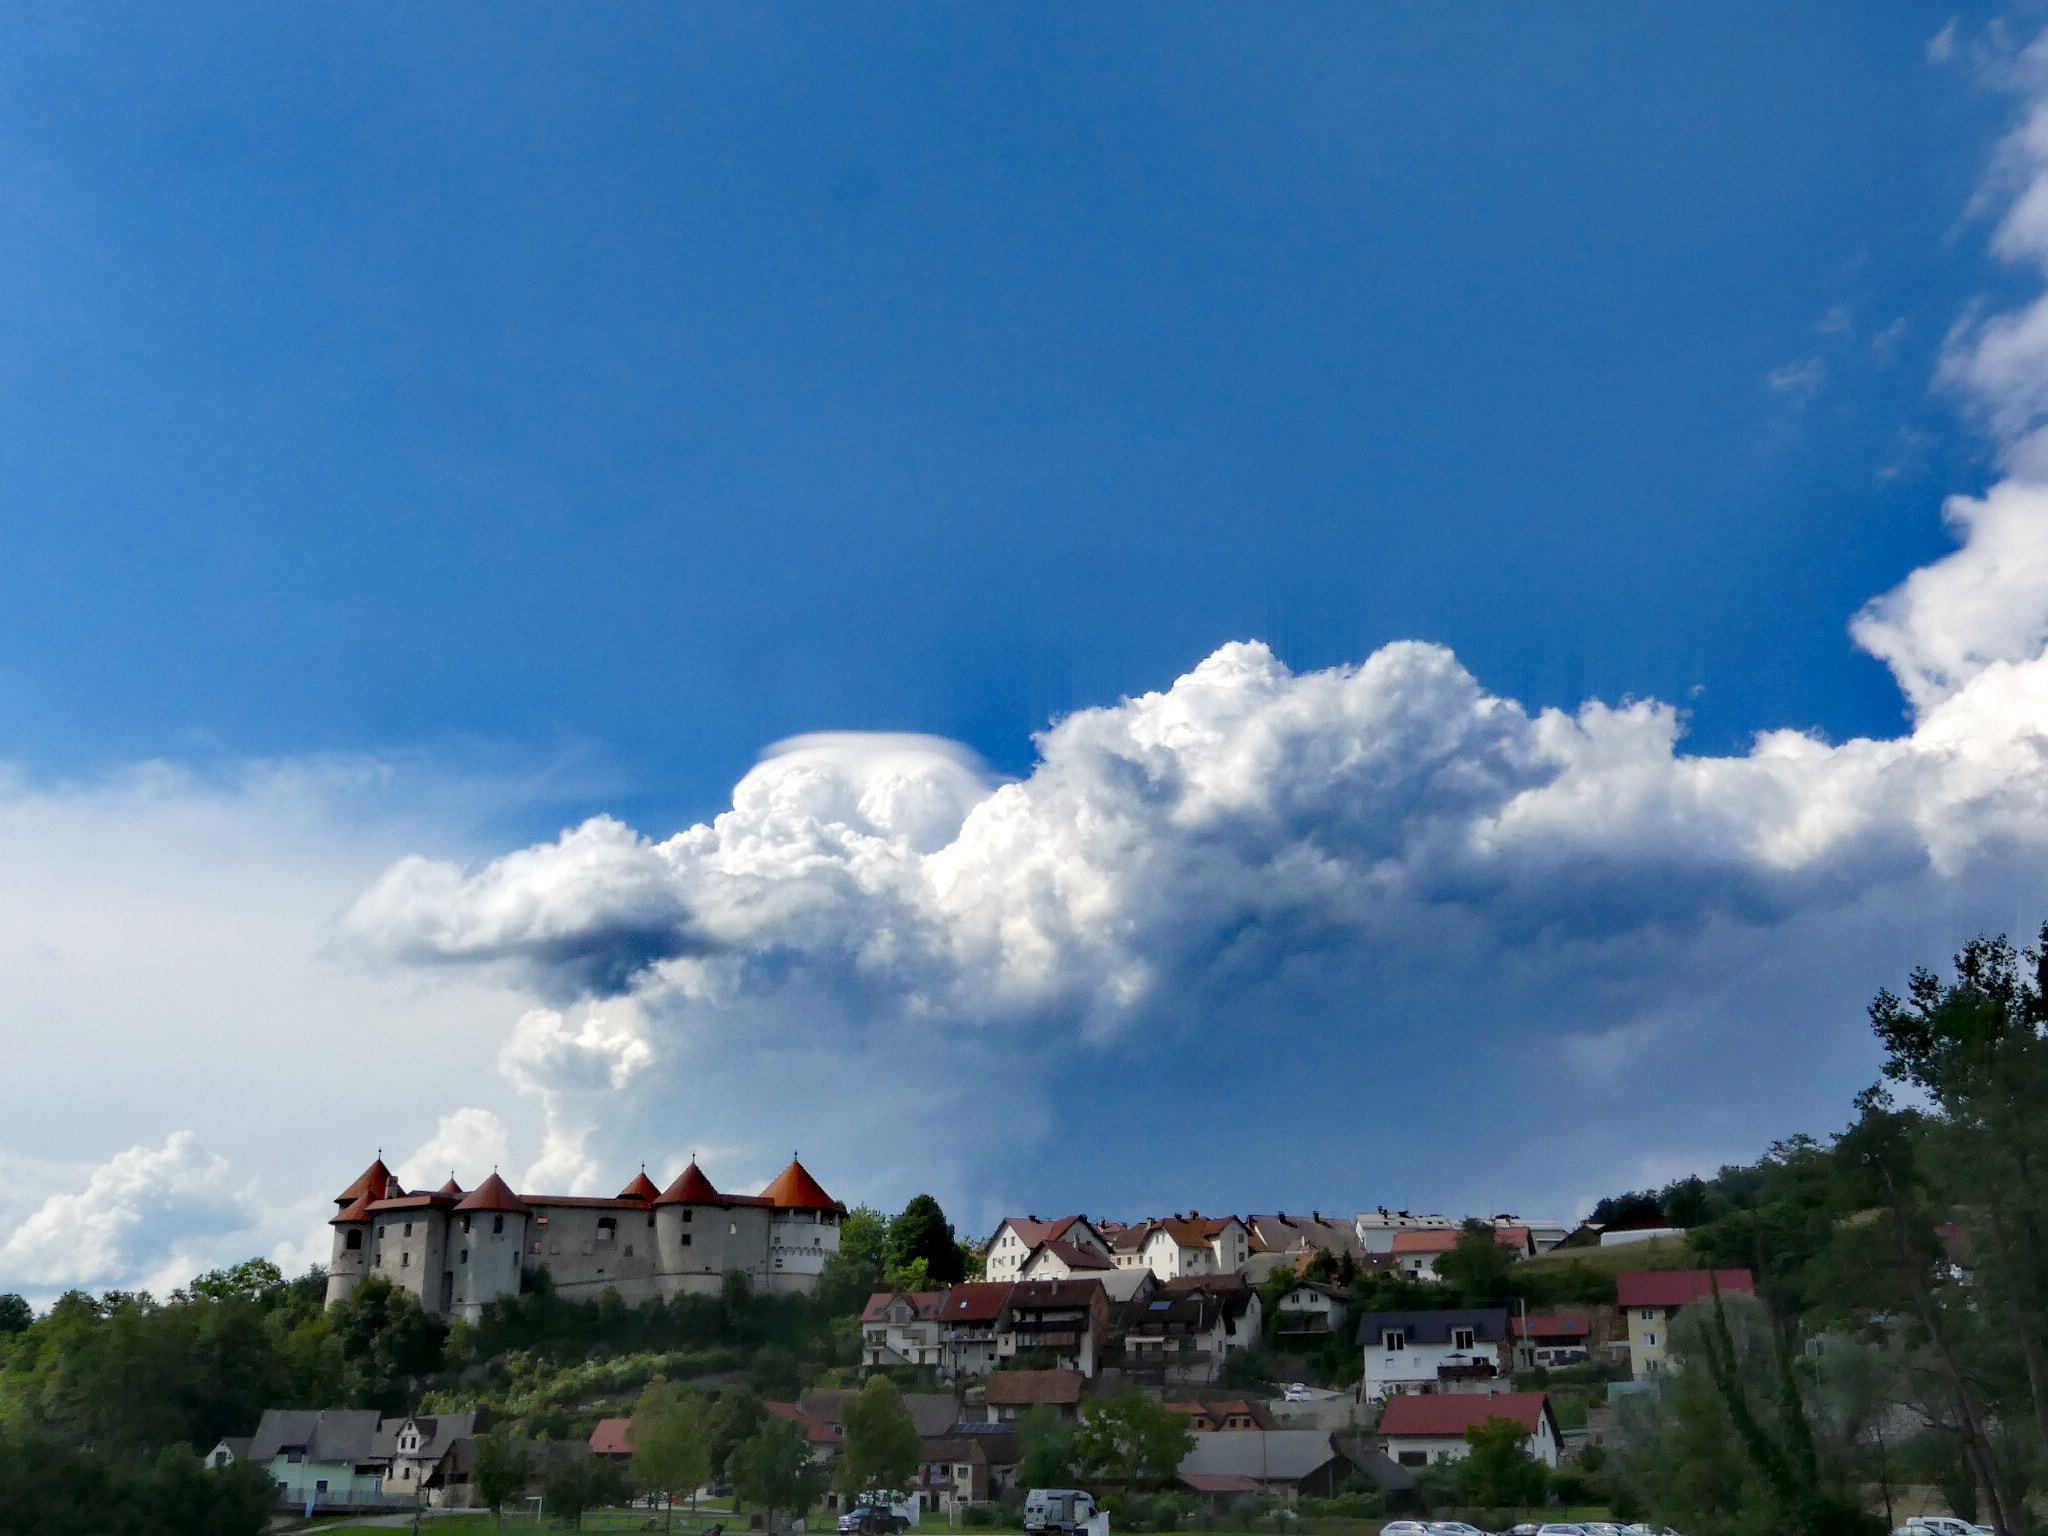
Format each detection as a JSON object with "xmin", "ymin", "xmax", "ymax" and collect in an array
[
  {"xmin": 1930, "ymin": 19, "xmax": 1959, "ymax": 65},
  {"xmin": 396, "ymin": 1108, "xmax": 513, "ymax": 1193},
  {"xmin": 0, "ymin": 1133, "xmax": 253, "ymax": 1295},
  {"xmin": 1767, "ymin": 356, "xmax": 1827, "ymax": 402}
]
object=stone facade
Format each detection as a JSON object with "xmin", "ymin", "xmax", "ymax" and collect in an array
[{"xmin": 322, "ymin": 1155, "xmax": 843, "ymax": 1320}]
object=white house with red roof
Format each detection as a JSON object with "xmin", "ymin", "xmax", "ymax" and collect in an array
[
  {"xmin": 985, "ymin": 1216, "xmax": 1111, "ymax": 1280},
  {"xmin": 1020, "ymin": 1239, "xmax": 1117, "ymax": 1282},
  {"xmin": 1617, "ymin": 1269, "xmax": 1755, "ymax": 1378},
  {"xmin": 323, "ymin": 1153, "xmax": 847, "ymax": 1319},
  {"xmin": 862, "ymin": 1290, "xmax": 948, "ymax": 1369},
  {"xmin": 1376, "ymin": 1391, "xmax": 1560, "ymax": 1470}
]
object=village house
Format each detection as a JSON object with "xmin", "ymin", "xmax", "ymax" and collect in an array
[
  {"xmin": 1353, "ymin": 1209, "xmax": 1455, "ymax": 1254},
  {"xmin": 862, "ymin": 1290, "xmax": 947, "ymax": 1369},
  {"xmin": 984, "ymin": 1217, "xmax": 1111, "ymax": 1280},
  {"xmin": 1176, "ymin": 1429, "xmax": 1352, "ymax": 1504},
  {"xmin": 324, "ymin": 1154, "xmax": 845, "ymax": 1321},
  {"xmin": 589, "ymin": 1418, "xmax": 634, "ymax": 1461},
  {"xmin": 1356, "ymin": 1308, "xmax": 1512, "ymax": 1400},
  {"xmin": 1122, "ymin": 1274, "xmax": 1263, "ymax": 1384},
  {"xmin": 1019, "ymin": 1240, "xmax": 1117, "ymax": 1283},
  {"xmin": 1617, "ymin": 1269, "xmax": 1755, "ymax": 1379},
  {"xmin": 1511, "ymin": 1314, "xmax": 1593, "ymax": 1369},
  {"xmin": 938, "ymin": 1281, "xmax": 1016, "ymax": 1378},
  {"xmin": 376, "ymin": 1413, "xmax": 478, "ymax": 1499},
  {"xmin": 245, "ymin": 1410, "xmax": 397, "ymax": 1512},
  {"xmin": 1271, "ymin": 1279, "xmax": 1348, "ymax": 1342},
  {"xmin": 764, "ymin": 1401, "xmax": 843, "ymax": 1462},
  {"xmin": 999, "ymin": 1278, "xmax": 1110, "ymax": 1376},
  {"xmin": 984, "ymin": 1368, "xmax": 1085, "ymax": 1423},
  {"xmin": 1246, "ymin": 1213, "xmax": 1366, "ymax": 1262},
  {"xmin": 911, "ymin": 1430, "xmax": 1020, "ymax": 1517},
  {"xmin": 1390, "ymin": 1228, "xmax": 1460, "ymax": 1280},
  {"xmin": 1129, "ymin": 1215, "xmax": 1254, "ymax": 1280},
  {"xmin": 1163, "ymin": 1398, "xmax": 1269, "ymax": 1431},
  {"xmin": 1376, "ymin": 1392, "xmax": 1561, "ymax": 1470}
]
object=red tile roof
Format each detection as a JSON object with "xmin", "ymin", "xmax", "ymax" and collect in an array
[
  {"xmin": 941, "ymin": 1282, "xmax": 1015, "ymax": 1323},
  {"xmin": 1378, "ymin": 1391, "xmax": 1549, "ymax": 1438},
  {"xmin": 760, "ymin": 1158, "xmax": 839, "ymax": 1211},
  {"xmin": 454, "ymin": 1172, "xmax": 530, "ymax": 1216},
  {"xmin": 1616, "ymin": 1269, "xmax": 1755, "ymax": 1309},
  {"xmin": 765, "ymin": 1401, "xmax": 841, "ymax": 1444},
  {"xmin": 655, "ymin": 1162, "xmax": 723, "ymax": 1206},
  {"xmin": 1035, "ymin": 1240, "xmax": 1113, "ymax": 1272},
  {"xmin": 618, "ymin": 1170, "xmax": 661, "ymax": 1202},
  {"xmin": 1511, "ymin": 1315, "xmax": 1591, "ymax": 1339},
  {"xmin": 330, "ymin": 1192, "xmax": 375, "ymax": 1226},
  {"xmin": 336, "ymin": 1158, "xmax": 402, "ymax": 1206},
  {"xmin": 861, "ymin": 1290, "xmax": 946, "ymax": 1324},
  {"xmin": 1390, "ymin": 1229, "xmax": 1460, "ymax": 1254},
  {"xmin": 1181, "ymin": 1474, "xmax": 1263, "ymax": 1494},
  {"xmin": 1004, "ymin": 1215, "xmax": 1088, "ymax": 1249},
  {"xmin": 985, "ymin": 1369, "xmax": 1084, "ymax": 1406},
  {"xmin": 590, "ymin": 1417, "xmax": 634, "ymax": 1457}
]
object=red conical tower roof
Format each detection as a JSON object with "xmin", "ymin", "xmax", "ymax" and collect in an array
[
  {"xmin": 330, "ymin": 1192, "xmax": 375, "ymax": 1226},
  {"xmin": 336, "ymin": 1157, "xmax": 402, "ymax": 1207},
  {"xmin": 438, "ymin": 1176, "xmax": 466, "ymax": 1196},
  {"xmin": 761, "ymin": 1158, "xmax": 838, "ymax": 1211},
  {"xmin": 454, "ymin": 1171, "xmax": 530, "ymax": 1215},
  {"xmin": 655, "ymin": 1161, "xmax": 722, "ymax": 1205},
  {"xmin": 618, "ymin": 1169, "xmax": 661, "ymax": 1202}
]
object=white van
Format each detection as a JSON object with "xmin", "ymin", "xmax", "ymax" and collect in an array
[{"xmin": 1025, "ymin": 1489, "xmax": 1098, "ymax": 1533}]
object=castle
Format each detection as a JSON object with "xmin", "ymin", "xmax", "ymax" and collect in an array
[{"xmin": 323, "ymin": 1154, "xmax": 845, "ymax": 1319}]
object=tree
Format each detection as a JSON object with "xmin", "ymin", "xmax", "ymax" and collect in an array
[
  {"xmin": 887, "ymin": 1196, "xmax": 965, "ymax": 1285},
  {"xmin": 1018, "ymin": 1404, "xmax": 1078, "ymax": 1488},
  {"xmin": 326, "ymin": 1276, "xmax": 447, "ymax": 1414},
  {"xmin": 472, "ymin": 1433, "xmax": 529, "ymax": 1528},
  {"xmin": 633, "ymin": 1378, "xmax": 711, "ymax": 1533},
  {"xmin": 1071, "ymin": 1392, "xmax": 1195, "ymax": 1488},
  {"xmin": 838, "ymin": 1375, "xmax": 921, "ymax": 1504},
  {"xmin": 841, "ymin": 1206, "xmax": 890, "ymax": 1272},
  {"xmin": 732, "ymin": 1415, "xmax": 828, "ymax": 1529},
  {"xmin": 179, "ymin": 1259, "xmax": 285, "ymax": 1304},
  {"xmin": 542, "ymin": 1450, "xmax": 628, "ymax": 1530},
  {"xmin": 710, "ymin": 1385, "xmax": 767, "ymax": 1478},
  {"xmin": 1434, "ymin": 1220, "xmax": 1515, "ymax": 1304},
  {"xmin": 0, "ymin": 1294, "xmax": 33, "ymax": 1334},
  {"xmin": 1457, "ymin": 1416, "xmax": 1546, "ymax": 1509}
]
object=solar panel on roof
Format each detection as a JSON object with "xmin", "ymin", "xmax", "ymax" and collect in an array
[{"xmin": 1149, "ymin": 1300, "xmax": 1172, "ymax": 1311}]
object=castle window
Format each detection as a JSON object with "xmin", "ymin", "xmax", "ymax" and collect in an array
[
  {"xmin": 597, "ymin": 1218, "xmax": 617, "ymax": 1241},
  {"xmin": 682, "ymin": 1210, "xmax": 692, "ymax": 1223},
  {"xmin": 624, "ymin": 1245, "xmax": 633, "ymax": 1258},
  {"xmin": 346, "ymin": 1230, "xmax": 362, "ymax": 1252},
  {"xmin": 403, "ymin": 1223, "xmax": 413, "ymax": 1237},
  {"xmin": 647, "ymin": 1215, "xmax": 655, "ymax": 1228},
  {"xmin": 493, "ymin": 1216, "xmax": 504, "ymax": 1234},
  {"xmin": 680, "ymin": 1234, "xmax": 692, "ymax": 1247},
  {"xmin": 729, "ymin": 1222, "xmax": 737, "ymax": 1235},
  {"xmin": 459, "ymin": 1250, "xmax": 468, "ymax": 1264},
  {"xmin": 535, "ymin": 1215, "xmax": 549, "ymax": 1226},
  {"xmin": 461, "ymin": 1217, "xmax": 471, "ymax": 1235},
  {"xmin": 530, "ymin": 1242, "xmax": 541, "ymax": 1254},
  {"xmin": 401, "ymin": 1253, "xmax": 410, "ymax": 1267}
]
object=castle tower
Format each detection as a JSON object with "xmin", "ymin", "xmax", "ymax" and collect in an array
[
  {"xmin": 324, "ymin": 1156, "xmax": 404, "ymax": 1308},
  {"xmin": 449, "ymin": 1172, "xmax": 530, "ymax": 1320},
  {"xmin": 762, "ymin": 1158, "xmax": 843, "ymax": 1293}
]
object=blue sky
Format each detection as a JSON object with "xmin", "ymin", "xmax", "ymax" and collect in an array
[{"xmin": 7, "ymin": 4, "xmax": 2048, "ymax": 1295}]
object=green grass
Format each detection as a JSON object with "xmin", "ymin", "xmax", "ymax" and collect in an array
[{"xmin": 1517, "ymin": 1235, "xmax": 1694, "ymax": 1276}]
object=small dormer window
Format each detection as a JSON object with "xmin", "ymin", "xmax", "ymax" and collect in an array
[
  {"xmin": 1382, "ymin": 1330, "xmax": 1405, "ymax": 1352},
  {"xmin": 1453, "ymin": 1327, "xmax": 1476, "ymax": 1352}
]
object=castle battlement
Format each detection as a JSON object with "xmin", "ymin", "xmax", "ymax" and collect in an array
[{"xmin": 322, "ymin": 1155, "xmax": 844, "ymax": 1319}]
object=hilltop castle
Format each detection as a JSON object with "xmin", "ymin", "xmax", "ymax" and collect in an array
[{"xmin": 323, "ymin": 1155, "xmax": 845, "ymax": 1320}]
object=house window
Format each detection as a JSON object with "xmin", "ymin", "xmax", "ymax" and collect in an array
[
  {"xmin": 1644, "ymin": 1332, "xmax": 1658, "ymax": 1347},
  {"xmin": 345, "ymin": 1230, "xmax": 362, "ymax": 1251},
  {"xmin": 1382, "ymin": 1330, "xmax": 1405, "ymax": 1351},
  {"xmin": 1640, "ymin": 1308, "xmax": 1655, "ymax": 1321},
  {"xmin": 1396, "ymin": 1451, "xmax": 1425, "ymax": 1468},
  {"xmin": 1452, "ymin": 1327, "xmax": 1476, "ymax": 1352},
  {"xmin": 316, "ymin": 1479, "xmax": 329, "ymax": 1493}
]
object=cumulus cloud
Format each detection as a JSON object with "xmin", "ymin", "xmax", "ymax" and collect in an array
[
  {"xmin": 333, "ymin": 27, "xmax": 2048, "ymax": 1224},
  {"xmin": 0, "ymin": 1133, "xmax": 255, "ymax": 1294},
  {"xmin": 397, "ymin": 1108, "xmax": 513, "ymax": 1193}
]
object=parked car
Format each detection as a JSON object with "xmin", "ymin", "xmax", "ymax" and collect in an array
[
  {"xmin": 1899, "ymin": 1521, "xmax": 1975, "ymax": 1536},
  {"xmin": 1024, "ymin": 1489, "xmax": 1097, "ymax": 1534},
  {"xmin": 1380, "ymin": 1524, "xmax": 1430, "ymax": 1536},
  {"xmin": 839, "ymin": 1509, "xmax": 909, "ymax": 1535},
  {"xmin": 1537, "ymin": 1525, "xmax": 1588, "ymax": 1536},
  {"xmin": 1283, "ymin": 1382, "xmax": 1313, "ymax": 1402},
  {"xmin": 1428, "ymin": 1524, "xmax": 1489, "ymax": 1536}
]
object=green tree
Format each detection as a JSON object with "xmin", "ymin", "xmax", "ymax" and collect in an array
[
  {"xmin": 1457, "ymin": 1416, "xmax": 1546, "ymax": 1509},
  {"xmin": 1434, "ymin": 1220, "xmax": 1515, "ymax": 1304},
  {"xmin": 0, "ymin": 1293, "xmax": 33, "ymax": 1334},
  {"xmin": 1072, "ymin": 1392, "xmax": 1195, "ymax": 1489},
  {"xmin": 838, "ymin": 1375, "xmax": 921, "ymax": 1503},
  {"xmin": 1018, "ymin": 1403, "xmax": 1078, "ymax": 1487},
  {"xmin": 542, "ymin": 1449, "xmax": 629, "ymax": 1530},
  {"xmin": 472, "ymin": 1433, "xmax": 529, "ymax": 1528},
  {"xmin": 633, "ymin": 1378, "xmax": 712, "ymax": 1533},
  {"xmin": 732, "ymin": 1414, "xmax": 829, "ymax": 1529},
  {"xmin": 710, "ymin": 1385, "xmax": 767, "ymax": 1478},
  {"xmin": 841, "ymin": 1206, "xmax": 890, "ymax": 1271},
  {"xmin": 887, "ymin": 1196, "xmax": 965, "ymax": 1285},
  {"xmin": 179, "ymin": 1259, "xmax": 285, "ymax": 1304},
  {"xmin": 326, "ymin": 1275, "xmax": 447, "ymax": 1414}
]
